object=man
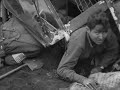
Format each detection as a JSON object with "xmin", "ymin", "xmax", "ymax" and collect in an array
[{"xmin": 57, "ymin": 10, "xmax": 119, "ymax": 89}]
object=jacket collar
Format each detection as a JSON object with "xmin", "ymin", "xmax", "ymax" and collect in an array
[{"xmin": 86, "ymin": 32, "xmax": 97, "ymax": 48}]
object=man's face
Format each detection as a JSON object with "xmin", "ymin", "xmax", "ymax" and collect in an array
[{"xmin": 88, "ymin": 24, "xmax": 108, "ymax": 45}]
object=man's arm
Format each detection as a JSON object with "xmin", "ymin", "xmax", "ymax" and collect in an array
[
  {"xmin": 99, "ymin": 30, "xmax": 119, "ymax": 68},
  {"xmin": 57, "ymin": 33, "xmax": 86, "ymax": 83}
]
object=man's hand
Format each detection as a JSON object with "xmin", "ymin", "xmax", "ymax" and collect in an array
[
  {"xmin": 83, "ymin": 78, "xmax": 99, "ymax": 90},
  {"xmin": 91, "ymin": 67, "xmax": 102, "ymax": 74}
]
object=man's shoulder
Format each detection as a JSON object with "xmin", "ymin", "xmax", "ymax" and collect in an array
[
  {"xmin": 74, "ymin": 26, "xmax": 88, "ymax": 34},
  {"xmin": 69, "ymin": 26, "xmax": 88, "ymax": 46},
  {"xmin": 106, "ymin": 29, "xmax": 117, "ymax": 41},
  {"xmin": 70, "ymin": 26, "xmax": 88, "ymax": 39},
  {"xmin": 103, "ymin": 29, "xmax": 118, "ymax": 48}
]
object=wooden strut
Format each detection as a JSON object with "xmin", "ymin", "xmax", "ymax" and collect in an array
[{"xmin": 105, "ymin": 0, "xmax": 120, "ymax": 32}]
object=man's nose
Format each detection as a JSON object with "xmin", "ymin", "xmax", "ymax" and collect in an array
[{"xmin": 99, "ymin": 33, "xmax": 103, "ymax": 39}]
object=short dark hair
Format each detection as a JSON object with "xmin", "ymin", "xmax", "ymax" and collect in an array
[{"xmin": 87, "ymin": 10, "xmax": 110, "ymax": 32}]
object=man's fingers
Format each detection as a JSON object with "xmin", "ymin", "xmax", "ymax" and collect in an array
[
  {"xmin": 89, "ymin": 83, "xmax": 97, "ymax": 90},
  {"xmin": 83, "ymin": 79, "xmax": 99, "ymax": 90},
  {"xmin": 85, "ymin": 84, "xmax": 92, "ymax": 90},
  {"xmin": 85, "ymin": 84, "xmax": 95, "ymax": 90},
  {"xmin": 85, "ymin": 82, "xmax": 98, "ymax": 90}
]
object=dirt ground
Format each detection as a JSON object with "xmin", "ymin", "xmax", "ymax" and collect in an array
[
  {"xmin": 0, "ymin": 42, "xmax": 120, "ymax": 90},
  {"xmin": 0, "ymin": 44, "xmax": 70, "ymax": 90}
]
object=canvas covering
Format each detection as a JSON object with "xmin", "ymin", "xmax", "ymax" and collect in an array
[{"xmin": 3, "ymin": 0, "xmax": 65, "ymax": 47}]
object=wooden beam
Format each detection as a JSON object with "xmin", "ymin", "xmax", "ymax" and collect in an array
[{"xmin": 70, "ymin": 1, "xmax": 108, "ymax": 31}]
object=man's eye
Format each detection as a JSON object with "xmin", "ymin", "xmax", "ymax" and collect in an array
[
  {"xmin": 102, "ymin": 32, "xmax": 107, "ymax": 35},
  {"xmin": 95, "ymin": 32, "xmax": 99, "ymax": 35},
  {"xmin": 103, "ymin": 32, "xmax": 107, "ymax": 34}
]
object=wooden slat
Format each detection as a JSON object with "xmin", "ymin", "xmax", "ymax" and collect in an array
[
  {"xmin": 70, "ymin": 1, "xmax": 108, "ymax": 31},
  {"xmin": 114, "ymin": 1, "xmax": 120, "ymax": 14}
]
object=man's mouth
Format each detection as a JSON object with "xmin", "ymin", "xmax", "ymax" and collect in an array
[{"xmin": 97, "ymin": 40, "xmax": 103, "ymax": 44}]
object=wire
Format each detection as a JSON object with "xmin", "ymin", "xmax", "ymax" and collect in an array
[{"xmin": 74, "ymin": 0, "xmax": 83, "ymax": 13}]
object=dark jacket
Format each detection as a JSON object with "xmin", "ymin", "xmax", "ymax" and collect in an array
[{"xmin": 57, "ymin": 26, "xmax": 119, "ymax": 83}]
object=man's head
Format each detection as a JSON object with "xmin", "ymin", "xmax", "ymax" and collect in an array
[{"xmin": 87, "ymin": 10, "xmax": 110, "ymax": 45}]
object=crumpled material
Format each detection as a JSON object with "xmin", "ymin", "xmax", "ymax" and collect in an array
[
  {"xmin": 89, "ymin": 72, "xmax": 120, "ymax": 89},
  {"xmin": 68, "ymin": 72, "xmax": 120, "ymax": 90}
]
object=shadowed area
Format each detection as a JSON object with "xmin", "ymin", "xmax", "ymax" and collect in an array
[{"xmin": 0, "ymin": 44, "xmax": 70, "ymax": 90}]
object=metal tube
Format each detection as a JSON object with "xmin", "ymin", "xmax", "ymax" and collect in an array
[{"xmin": 1, "ymin": 0, "xmax": 7, "ymax": 23}]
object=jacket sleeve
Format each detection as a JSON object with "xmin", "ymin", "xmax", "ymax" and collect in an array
[
  {"xmin": 100, "ymin": 30, "xmax": 119, "ymax": 68},
  {"xmin": 57, "ymin": 34, "xmax": 86, "ymax": 83}
]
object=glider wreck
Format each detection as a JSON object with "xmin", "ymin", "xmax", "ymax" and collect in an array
[{"xmin": 0, "ymin": 0, "xmax": 120, "ymax": 90}]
